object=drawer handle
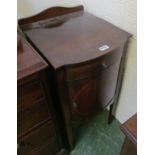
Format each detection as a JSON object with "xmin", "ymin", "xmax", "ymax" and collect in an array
[
  {"xmin": 73, "ymin": 102, "xmax": 78, "ymax": 108},
  {"xmin": 102, "ymin": 61, "xmax": 108, "ymax": 68},
  {"xmin": 17, "ymin": 142, "xmax": 29, "ymax": 150}
]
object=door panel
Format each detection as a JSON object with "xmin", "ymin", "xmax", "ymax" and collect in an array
[{"xmin": 68, "ymin": 77, "xmax": 102, "ymax": 121}]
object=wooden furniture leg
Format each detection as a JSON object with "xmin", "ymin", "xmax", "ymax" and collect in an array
[{"xmin": 108, "ymin": 103, "xmax": 115, "ymax": 124}]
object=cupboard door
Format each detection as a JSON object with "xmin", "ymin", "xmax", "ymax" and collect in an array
[
  {"xmin": 67, "ymin": 60, "xmax": 121, "ymax": 121},
  {"xmin": 68, "ymin": 77, "xmax": 102, "ymax": 121}
]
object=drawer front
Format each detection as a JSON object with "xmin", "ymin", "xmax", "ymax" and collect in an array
[
  {"xmin": 28, "ymin": 138, "xmax": 61, "ymax": 155},
  {"xmin": 102, "ymin": 48, "xmax": 122, "ymax": 68},
  {"xmin": 18, "ymin": 120, "xmax": 60, "ymax": 155},
  {"xmin": 65, "ymin": 61, "xmax": 102, "ymax": 82},
  {"xmin": 18, "ymin": 80, "xmax": 45, "ymax": 112},
  {"xmin": 18, "ymin": 100, "xmax": 51, "ymax": 135},
  {"xmin": 65, "ymin": 48, "xmax": 122, "ymax": 82}
]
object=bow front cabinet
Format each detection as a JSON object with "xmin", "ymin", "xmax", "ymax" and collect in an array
[{"xmin": 19, "ymin": 5, "xmax": 131, "ymax": 149}]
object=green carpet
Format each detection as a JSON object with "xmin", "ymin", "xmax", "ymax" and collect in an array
[{"xmin": 70, "ymin": 111, "xmax": 125, "ymax": 155}]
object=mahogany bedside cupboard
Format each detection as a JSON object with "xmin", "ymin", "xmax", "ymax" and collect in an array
[
  {"xmin": 18, "ymin": 5, "xmax": 132, "ymax": 149},
  {"xmin": 17, "ymin": 34, "xmax": 67, "ymax": 155},
  {"xmin": 120, "ymin": 114, "xmax": 137, "ymax": 155}
]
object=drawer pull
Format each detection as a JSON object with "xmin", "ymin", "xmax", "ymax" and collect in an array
[
  {"xmin": 73, "ymin": 102, "xmax": 78, "ymax": 108},
  {"xmin": 102, "ymin": 61, "xmax": 108, "ymax": 68},
  {"xmin": 17, "ymin": 142, "xmax": 29, "ymax": 150}
]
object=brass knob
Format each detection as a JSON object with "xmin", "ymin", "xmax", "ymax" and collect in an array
[
  {"xmin": 17, "ymin": 142, "xmax": 29, "ymax": 149},
  {"xmin": 73, "ymin": 102, "xmax": 78, "ymax": 108},
  {"xmin": 102, "ymin": 61, "xmax": 108, "ymax": 68}
]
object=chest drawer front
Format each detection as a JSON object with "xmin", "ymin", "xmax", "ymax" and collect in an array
[
  {"xmin": 64, "ymin": 48, "xmax": 122, "ymax": 82},
  {"xmin": 18, "ymin": 80, "xmax": 45, "ymax": 112},
  {"xmin": 18, "ymin": 120, "xmax": 60, "ymax": 155},
  {"xmin": 102, "ymin": 47, "xmax": 122, "ymax": 67},
  {"xmin": 28, "ymin": 138, "xmax": 61, "ymax": 155},
  {"xmin": 18, "ymin": 100, "xmax": 51, "ymax": 135},
  {"xmin": 65, "ymin": 61, "xmax": 102, "ymax": 82}
]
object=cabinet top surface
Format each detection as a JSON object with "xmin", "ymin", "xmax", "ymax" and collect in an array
[
  {"xmin": 121, "ymin": 114, "xmax": 137, "ymax": 145},
  {"xmin": 24, "ymin": 11, "xmax": 131, "ymax": 69},
  {"xmin": 17, "ymin": 34, "xmax": 48, "ymax": 80}
]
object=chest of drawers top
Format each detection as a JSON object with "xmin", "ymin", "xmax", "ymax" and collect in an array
[
  {"xmin": 19, "ymin": 6, "xmax": 131, "ymax": 69},
  {"xmin": 17, "ymin": 34, "xmax": 48, "ymax": 81},
  {"xmin": 121, "ymin": 114, "xmax": 137, "ymax": 145}
]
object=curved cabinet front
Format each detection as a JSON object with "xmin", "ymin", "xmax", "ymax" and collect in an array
[{"xmin": 68, "ymin": 77, "xmax": 102, "ymax": 121}]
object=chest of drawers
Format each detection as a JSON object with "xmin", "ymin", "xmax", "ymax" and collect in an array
[
  {"xmin": 18, "ymin": 5, "xmax": 131, "ymax": 149},
  {"xmin": 17, "ymin": 34, "xmax": 67, "ymax": 155},
  {"xmin": 120, "ymin": 114, "xmax": 137, "ymax": 155}
]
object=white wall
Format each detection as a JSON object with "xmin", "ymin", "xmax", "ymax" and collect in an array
[
  {"xmin": 82, "ymin": 0, "xmax": 137, "ymax": 123},
  {"xmin": 17, "ymin": 0, "xmax": 137, "ymax": 123},
  {"xmin": 17, "ymin": 0, "xmax": 82, "ymax": 18}
]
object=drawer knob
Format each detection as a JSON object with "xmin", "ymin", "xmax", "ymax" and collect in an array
[
  {"xmin": 73, "ymin": 102, "xmax": 78, "ymax": 108},
  {"xmin": 102, "ymin": 61, "xmax": 108, "ymax": 68},
  {"xmin": 17, "ymin": 142, "xmax": 29, "ymax": 150}
]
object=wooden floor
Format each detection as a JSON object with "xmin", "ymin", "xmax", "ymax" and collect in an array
[{"xmin": 70, "ymin": 110, "xmax": 124, "ymax": 155}]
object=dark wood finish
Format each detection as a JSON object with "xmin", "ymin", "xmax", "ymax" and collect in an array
[
  {"xmin": 108, "ymin": 103, "xmax": 114, "ymax": 124},
  {"xmin": 20, "ymin": 12, "xmax": 130, "ymax": 69},
  {"xmin": 18, "ymin": 120, "xmax": 60, "ymax": 155},
  {"xmin": 17, "ymin": 34, "xmax": 67, "ymax": 155},
  {"xmin": 18, "ymin": 5, "xmax": 84, "ymax": 25},
  {"xmin": 18, "ymin": 5, "xmax": 131, "ymax": 149},
  {"xmin": 121, "ymin": 114, "xmax": 137, "ymax": 145},
  {"xmin": 18, "ymin": 33, "xmax": 22, "ymax": 49},
  {"xmin": 120, "ymin": 114, "xmax": 137, "ymax": 155},
  {"xmin": 17, "ymin": 35, "xmax": 48, "ymax": 80},
  {"xmin": 120, "ymin": 137, "xmax": 137, "ymax": 155}
]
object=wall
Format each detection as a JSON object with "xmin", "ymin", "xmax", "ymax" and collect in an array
[
  {"xmin": 82, "ymin": 0, "xmax": 137, "ymax": 123},
  {"xmin": 17, "ymin": 0, "xmax": 137, "ymax": 123},
  {"xmin": 17, "ymin": 0, "xmax": 82, "ymax": 18}
]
